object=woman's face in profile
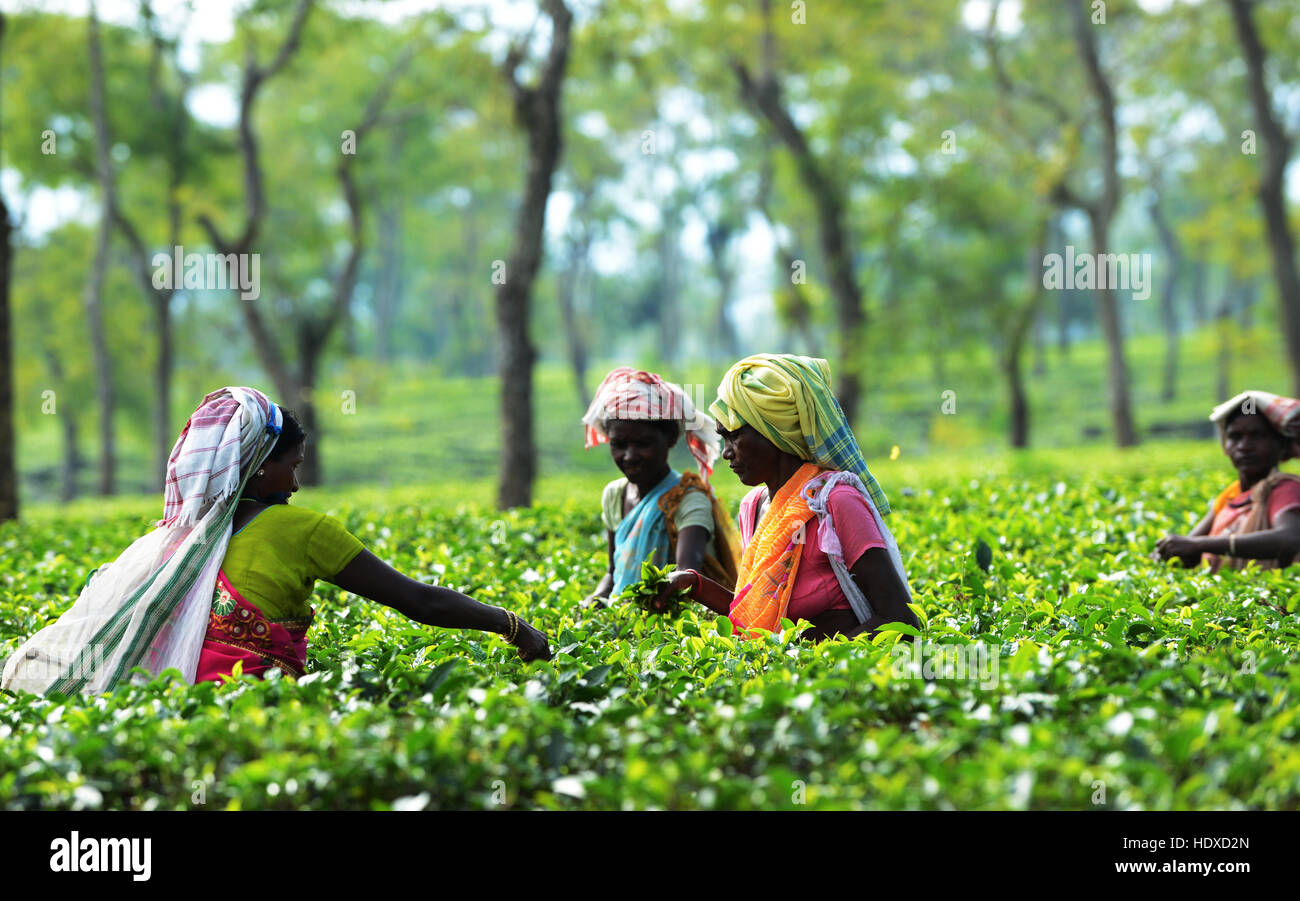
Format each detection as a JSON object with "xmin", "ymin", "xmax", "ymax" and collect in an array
[
  {"xmin": 259, "ymin": 442, "xmax": 305, "ymax": 500},
  {"xmin": 717, "ymin": 422, "xmax": 780, "ymax": 486}
]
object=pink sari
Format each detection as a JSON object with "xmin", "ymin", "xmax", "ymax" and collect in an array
[{"xmin": 194, "ymin": 571, "xmax": 314, "ymax": 682}]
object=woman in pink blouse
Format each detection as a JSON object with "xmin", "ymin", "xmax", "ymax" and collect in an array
[{"xmin": 651, "ymin": 354, "xmax": 916, "ymax": 641}]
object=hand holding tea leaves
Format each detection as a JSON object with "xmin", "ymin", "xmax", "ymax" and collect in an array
[{"xmin": 620, "ymin": 561, "xmax": 695, "ymax": 616}]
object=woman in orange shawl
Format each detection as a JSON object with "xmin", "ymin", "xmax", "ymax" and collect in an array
[
  {"xmin": 1155, "ymin": 391, "xmax": 1300, "ymax": 573},
  {"xmin": 651, "ymin": 354, "xmax": 916, "ymax": 640}
]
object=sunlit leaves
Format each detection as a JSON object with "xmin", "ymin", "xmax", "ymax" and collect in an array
[{"xmin": 2, "ymin": 448, "xmax": 1299, "ymax": 809}]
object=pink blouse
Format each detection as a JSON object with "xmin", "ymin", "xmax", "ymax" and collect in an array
[{"xmin": 738, "ymin": 482, "xmax": 887, "ymax": 622}]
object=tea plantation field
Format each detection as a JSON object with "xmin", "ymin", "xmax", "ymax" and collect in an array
[{"xmin": 2, "ymin": 443, "xmax": 1298, "ymax": 810}]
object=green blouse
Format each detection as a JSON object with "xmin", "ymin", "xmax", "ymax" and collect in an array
[
  {"xmin": 220, "ymin": 504, "xmax": 365, "ymax": 621},
  {"xmin": 600, "ymin": 477, "xmax": 717, "ymax": 557}
]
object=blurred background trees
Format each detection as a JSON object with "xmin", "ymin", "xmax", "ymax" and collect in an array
[{"xmin": 1, "ymin": 0, "xmax": 1297, "ymax": 514}]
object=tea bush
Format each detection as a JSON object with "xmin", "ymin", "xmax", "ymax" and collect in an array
[{"xmin": 1, "ymin": 448, "xmax": 1297, "ymax": 810}]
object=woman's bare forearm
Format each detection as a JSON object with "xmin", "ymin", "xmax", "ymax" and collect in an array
[
  {"xmin": 406, "ymin": 584, "xmax": 513, "ymax": 634},
  {"xmin": 331, "ymin": 550, "xmax": 512, "ymax": 635},
  {"xmin": 689, "ymin": 573, "xmax": 734, "ymax": 616},
  {"xmin": 1197, "ymin": 528, "xmax": 1300, "ymax": 561}
]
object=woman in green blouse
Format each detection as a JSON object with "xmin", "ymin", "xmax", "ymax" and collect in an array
[{"xmin": 195, "ymin": 408, "xmax": 551, "ymax": 682}]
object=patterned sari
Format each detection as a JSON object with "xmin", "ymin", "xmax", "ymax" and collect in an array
[
  {"xmin": 728, "ymin": 462, "xmax": 824, "ymax": 637},
  {"xmin": 2, "ymin": 387, "xmax": 281, "ymax": 695},
  {"xmin": 194, "ymin": 571, "xmax": 314, "ymax": 681}
]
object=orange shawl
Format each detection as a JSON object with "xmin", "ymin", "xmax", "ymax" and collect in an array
[{"xmin": 729, "ymin": 462, "xmax": 823, "ymax": 636}]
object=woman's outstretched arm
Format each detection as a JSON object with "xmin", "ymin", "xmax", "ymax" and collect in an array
[
  {"xmin": 330, "ymin": 550, "xmax": 552, "ymax": 661},
  {"xmin": 1181, "ymin": 509, "xmax": 1300, "ymax": 563},
  {"xmin": 651, "ymin": 568, "xmax": 733, "ymax": 616}
]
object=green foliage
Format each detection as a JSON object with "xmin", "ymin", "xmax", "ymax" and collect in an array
[
  {"xmin": 1, "ymin": 450, "xmax": 1298, "ymax": 810},
  {"xmin": 618, "ymin": 561, "xmax": 689, "ymax": 616}
]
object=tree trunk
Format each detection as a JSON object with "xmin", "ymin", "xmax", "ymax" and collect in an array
[
  {"xmin": 757, "ymin": 122, "xmax": 862, "ymax": 420},
  {"xmin": 1237, "ymin": 277, "xmax": 1256, "ymax": 329},
  {"xmin": 61, "ymin": 415, "xmax": 81, "ymax": 503},
  {"xmin": 1148, "ymin": 187, "xmax": 1182, "ymax": 401},
  {"xmin": 735, "ymin": 0, "xmax": 864, "ymax": 423},
  {"xmin": 198, "ymin": 0, "xmax": 314, "ymax": 404},
  {"xmin": 1066, "ymin": 0, "xmax": 1136, "ymax": 447},
  {"xmin": 198, "ymin": 0, "xmax": 415, "ymax": 492},
  {"xmin": 776, "ymin": 245, "xmax": 816, "ymax": 353},
  {"xmin": 707, "ymin": 221, "xmax": 739, "ymax": 360},
  {"xmin": 151, "ymin": 4, "xmax": 186, "ymax": 486},
  {"xmin": 1004, "ymin": 218, "xmax": 1049, "ymax": 449},
  {"xmin": 0, "ymin": 14, "xmax": 15, "ymax": 522},
  {"xmin": 496, "ymin": 0, "xmax": 572, "ymax": 509},
  {"xmin": 1226, "ymin": 0, "xmax": 1300, "ymax": 396},
  {"xmin": 104, "ymin": 0, "xmax": 190, "ymax": 489},
  {"xmin": 556, "ymin": 227, "xmax": 590, "ymax": 409},
  {"xmin": 1188, "ymin": 260, "xmax": 1208, "ymax": 327},
  {"xmin": 295, "ymin": 364, "xmax": 321, "ymax": 487},
  {"xmin": 1004, "ymin": 353, "xmax": 1028, "ymax": 449},
  {"xmin": 293, "ymin": 89, "xmax": 388, "ymax": 488},
  {"xmin": 1090, "ymin": 215, "xmax": 1138, "ymax": 447},
  {"xmin": 1032, "ymin": 310, "xmax": 1047, "ymax": 377},
  {"xmin": 86, "ymin": 7, "xmax": 116, "ymax": 495},
  {"xmin": 39, "ymin": 344, "xmax": 81, "ymax": 502},
  {"xmin": 756, "ymin": 155, "xmax": 815, "ymax": 355},
  {"xmin": 114, "ymin": 194, "xmax": 180, "ymax": 490},
  {"xmin": 155, "ymin": 293, "xmax": 173, "ymax": 481}
]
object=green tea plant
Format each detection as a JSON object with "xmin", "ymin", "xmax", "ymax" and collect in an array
[{"xmin": 1, "ymin": 450, "xmax": 1297, "ymax": 810}]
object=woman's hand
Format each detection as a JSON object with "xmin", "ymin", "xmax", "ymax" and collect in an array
[
  {"xmin": 1154, "ymin": 534, "xmax": 1203, "ymax": 568},
  {"xmin": 510, "ymin": 616, "xmax": 553, "ymax": 662},
  {"xmin": 649, "ymin": 569, "xmax": 698, "ymax": 614}
]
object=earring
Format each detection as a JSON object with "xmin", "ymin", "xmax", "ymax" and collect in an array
[{"xmin": 256, "ymin": 469, "xmax": 264, "ymax": 478}]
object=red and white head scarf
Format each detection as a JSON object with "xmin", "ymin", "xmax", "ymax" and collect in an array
[
  {"xmin": 1211, "ymin": 390, "xmax": 1300, "ymax": 460},
  {"xmin": 162, "ymin": 386, "xmax": 283, "ymax": 526},
  {"xmin": 3, "ymin": 387, "xmax": 284, "ymax": 696},
  {"xmin": 582, "ymin": 367, "xmax": 720, "ymax": 482}
]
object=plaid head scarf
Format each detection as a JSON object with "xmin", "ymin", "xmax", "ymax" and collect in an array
[{"xmin": 710, "ymin": 354, "xmax": 890, "ymax": 515}]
